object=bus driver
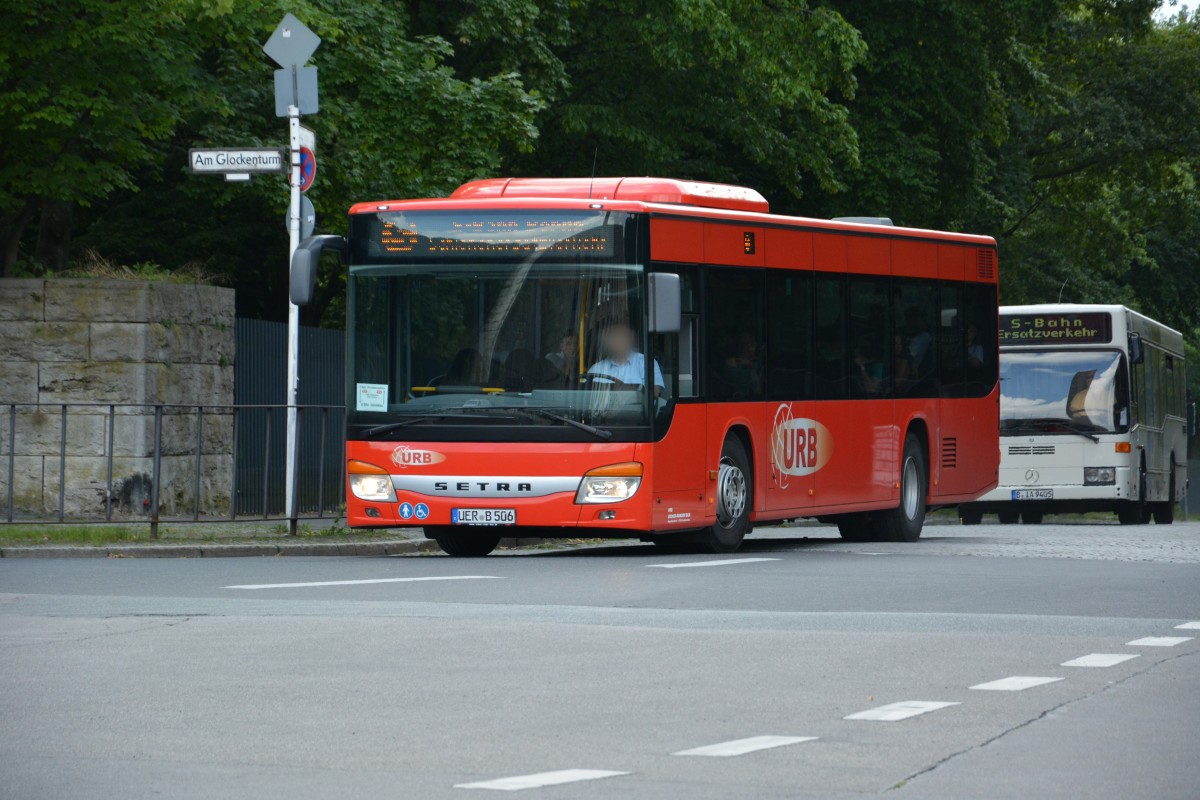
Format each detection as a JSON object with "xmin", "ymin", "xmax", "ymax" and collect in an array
[{"xmin": 587, "ymin": 322, "xmax": 665, "ymax": 397}]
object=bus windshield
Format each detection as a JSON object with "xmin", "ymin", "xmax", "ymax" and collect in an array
[
  {"xmin": 999, "ymin": 349, "xmax": 1129, "ymax": 436},
  {"xmin": 346, "ymin": 210, "xmax": 669, "ymax": 442}
]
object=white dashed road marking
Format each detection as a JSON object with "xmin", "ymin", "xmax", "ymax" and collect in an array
[
  {"xmin": 454, "ymin": 769, "xmax": 629, "ymax": 791},
  {"xmin": 1174, "ymin": 621, "xmax": 1200, "ymax": 630},
  {"xmin": 646, "ymin": 558, "xmax": 781, "ymax": 569},
  {"xmin": 844, "ymin": 701, "xmax": 960, "ymax": 722},
  {"xmin": 672, "ymin": 735, "xmax": 818, "ymax": 757},
  {"xmin": 1126, "ymin": 636, "xmax": 1194, "ymax": 647},
  {"xmin": 1061, "ymin": 653, "xmax": 1141, "ymax": 668},
  {"xmin": 224, "ymin": 576, "xmax": 502, "ymax": 590},
  {"xmin": 970, "ymin": 676, "xmax": 1064, "ymax": 692}
]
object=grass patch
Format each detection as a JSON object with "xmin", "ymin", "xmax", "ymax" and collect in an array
[{"xmin": 0, "ymin": 525, "xmax": 153, "ymax": 547}]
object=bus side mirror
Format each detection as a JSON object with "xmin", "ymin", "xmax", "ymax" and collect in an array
[
  {"xmin": 1188, "ymin": 396, "xmax": 1197, "ymax": 439},
  {"xmin": 290, "ymin": 235, "xmax": 347, "ymax": 306},
  {"xmin": 648, "ymin": 272, "xmax": 681, "ymax": 334},
  {"xmin": 1128, "ymin": 332, "xmax": 1144, "ymax": 365}
]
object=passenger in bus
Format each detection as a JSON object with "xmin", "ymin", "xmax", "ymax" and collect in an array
[
  {"xmin": 852, "ymin": 339, "xmax": 884, "ymax": 397},
  {"xmin": 587, "ymin": 322, "xmax": 665, "ymax": 396},
  {"xmin": 544, "ymin": 331, "xmax": 579, "ymax": 386},
  {"xmin": 445, "ymin": 347, "xmax": 485, "ymax": 385},
  {"xmin": 966, "ymin": 323, "xmax": 986, "ymax": 369},
  {"xmin": 505, "ymin": 348, "xmax": 547, "ymax": 392},
  {"xmin": 892, "ymin": 334, "xmax": 913, "ymax": 391},
  {"xmin": 906, "ymin": 308, "xmax": 933, "ymax": 377},
  {"xmin": 721, "ymin": 331, "xmax": 763, "ymax": 398}
]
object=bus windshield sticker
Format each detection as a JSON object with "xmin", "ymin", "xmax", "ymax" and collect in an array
[
  {"xmin": 1000, "ymin": 312, "xmax": 1113, "ymax": 344},
  {"xmin": 356, "ymin": 382, "xmax": 389, "ymax": 412}
]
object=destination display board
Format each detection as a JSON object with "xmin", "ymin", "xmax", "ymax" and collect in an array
[
  {"xmin": 999, "ymin": 312, "xmax": 1113, "ymax": 345},
  {"xmin": 358, "ymin": 211, "xmax": 618, "ymax": 259}
]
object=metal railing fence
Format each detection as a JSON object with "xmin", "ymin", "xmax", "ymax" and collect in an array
[{"xmin": 2, "ymin": 402, "xmax": 346, "ymax": 536}]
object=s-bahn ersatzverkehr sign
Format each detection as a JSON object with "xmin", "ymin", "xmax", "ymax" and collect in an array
[{"xmin": 999, "ymin": 312, "xmax": 1113, "ymax": 345}]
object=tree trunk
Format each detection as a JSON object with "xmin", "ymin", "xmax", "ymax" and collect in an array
[
  {"xmin": 0, "ymin": 198, "xmax": 36, "ymax": 277},
  {"xmin": 34, "ymin": 199, "xmax": 74, "ymax": 271}
]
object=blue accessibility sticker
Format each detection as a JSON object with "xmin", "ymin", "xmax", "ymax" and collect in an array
[
  {"xmin": 398, "ymin": 502, "xmax": 414, "ymax": 520},
  {"xmin": 414, "ymin": 503, "xmax": 430, "ymax": 520}
]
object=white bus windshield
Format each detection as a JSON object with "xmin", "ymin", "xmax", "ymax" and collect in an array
[{"xmin": 999, "ymin": 350, "xmax": 1129, "ymax": 435}]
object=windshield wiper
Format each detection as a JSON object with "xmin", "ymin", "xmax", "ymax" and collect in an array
[
  {"xmin": 360, "ymin": 412, "xmax": 513, "ymax": 437},
  {"xmin": 526, "ymin": 408, "xmax": 613, "ymax": 440},
  {"xmin": 1059, "ymin": 421, "xmax": 1101, "ymax": 442}
]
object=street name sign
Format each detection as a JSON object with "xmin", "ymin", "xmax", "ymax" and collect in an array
[{"xmin": 190, "ymin": 148, "xmax": 286, "ymax": 174}]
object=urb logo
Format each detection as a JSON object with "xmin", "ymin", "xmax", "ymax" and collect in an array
[
  {"xmin": 770, "ymin": 403, "xmax": 833, "ymax": 488},
  {"xmin": 390, "ymin": 446, "xmax": 446, "ymax": 469}
]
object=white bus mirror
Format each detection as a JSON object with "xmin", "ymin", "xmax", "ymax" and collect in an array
[
  {"xmin": 1128, "ymin": 332, "xmax": 1144, "ymax": 365},
  {"xmin": 290, "ymin": 235, "xmax": 347, "ymax": 306},
  {"xmin": 648, "ymin": 272, "xmax": 681, "ymax": 334}
]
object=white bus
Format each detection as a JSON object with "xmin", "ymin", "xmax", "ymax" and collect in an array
[{"xmin": 961, "ymin": 304, "xmax": 1188, "ymax": 525}]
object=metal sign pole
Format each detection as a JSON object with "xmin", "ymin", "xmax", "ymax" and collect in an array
[{"xmin": 286, "ymin": 105, "xmax": 301, "ymax": 534}]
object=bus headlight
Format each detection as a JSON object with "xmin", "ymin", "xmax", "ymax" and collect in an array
[
  {"xmin": 576, "ymin": 462, "xmax": 643, "ymax": 504},
  {"xmin": 1084, "ymin": 466, "xmax": 1116, "ymax": 486},
  {"xmin": 348, "ymin": 460, "xmax": 397, "ymax": 502}
]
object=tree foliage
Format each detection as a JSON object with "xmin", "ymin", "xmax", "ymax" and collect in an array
[{"xmin": 1, "ymin": 0, "xmax": 1198, "ymax": 395}]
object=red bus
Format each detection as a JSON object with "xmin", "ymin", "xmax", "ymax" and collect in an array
[{"xmin": 292, "ymin": 177, "xmax": 999, "ymax": 556}]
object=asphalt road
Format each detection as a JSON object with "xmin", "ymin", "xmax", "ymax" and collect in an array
[{"xmin": 1, "ymin": 521, "xmax": 1198, "ymax": 799}]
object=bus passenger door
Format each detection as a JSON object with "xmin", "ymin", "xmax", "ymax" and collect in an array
[{"xmin": 651, "ymin": 271, "xmax": 710, "ymax": 530}]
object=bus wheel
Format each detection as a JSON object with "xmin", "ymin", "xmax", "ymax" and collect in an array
[
  {"xmin": 1119, "ymin": 463, "xmax": 1149, "ymax": 525},
  {"xmin": 426, "ymin": 526, "xmax": 503, "ymax": 557},
  {"xmin": 959, "ymin": 507, "xmax": 983, "ymax": 526},
  {"xmin": 695, "ymin": 436, "xmax": 752, "ymax": 553},
  {"xmin": 876, "ymin": 435, "xmax": 927, "ymax": 542},
  {"xmin": 1021, "ymin": 511, "xmax": 1044, "ymax": 525},
  {"xmin": 1152, "ymin": 468, "xmax": 1176, "ymax": 525},
  {"xmin": 997, "ymin": 510, "xmax": 1019, "ymax": 525},
  {"xmin": 837, "ymin": 514, "xmax": 874, "ymax": 541}
]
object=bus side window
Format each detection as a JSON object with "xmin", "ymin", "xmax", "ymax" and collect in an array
[
  {"xmin": 705, "ymin": 268, "xmax": 765, "ymax": 402},
  {"xmin": 960, "ymin": 283, "xmax": 997, "ymax": 397},
  {"xmin": 892, "ymin": 279, "xmax": 939, "ymax": 398},
  {"xmin": 766, "ymin": 272, "xmax": 813, "ymax": 401},
  {"xmin": 654, "ymin": 267, "xmax": 698, "ymax": 398},
  {"xmin": 848, "ymin": 276, "xmax": 889, "ymax": 398},
  {"xmin": 813, "ymin": 273, "xmax": 847, "ymax": 400}
]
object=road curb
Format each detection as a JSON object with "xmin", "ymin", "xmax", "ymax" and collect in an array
[{"xmin": 0, "ymin": 539, "xmax": 441, "ymax": 559}]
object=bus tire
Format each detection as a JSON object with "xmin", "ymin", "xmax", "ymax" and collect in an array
[
  {"xmin": 836, "ymin": 513, "xmax": 873, "ymax": 541},
  {"xmin": 1021, "ymin": 511, "xmax": 1044, "ymax": 525},
  {"xmin": 876, "ymin": 435, "xmax": 927, "ymax": 542},
  {"xmin": 1119, "ymin": 462, "xmax": 1149, "ymax": 526},
  {"xmin": 1153, "ymin": 468, "xmax": 1176, "ymax": 525},
  {"xmin": 695, "ymin": 436, "xmax": 752, "ymax": 553},
  {"xmin": 427, "ymin": 527, "xmax": 503, "ymax": 557},
  {"xmin": 959, "ymin": 507, "xmax": 983, "ymax": 526}
]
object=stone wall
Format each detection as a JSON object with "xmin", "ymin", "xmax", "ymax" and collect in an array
[{"xmin": 0, "ymin": 279, "xmax": 235, "ymax": 518}]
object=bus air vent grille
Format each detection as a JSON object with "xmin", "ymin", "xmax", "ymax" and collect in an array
[
  {"xmin": 976, "ymin": 249, "xmax": 996, "ymax": 279},
  {"xmin": 941, "ymin": 437, "xmax": 958, "ymax": 469},
  {"xmin": 1007, "ymin": 445, "xmax": 1056, "ymax": 456}
]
